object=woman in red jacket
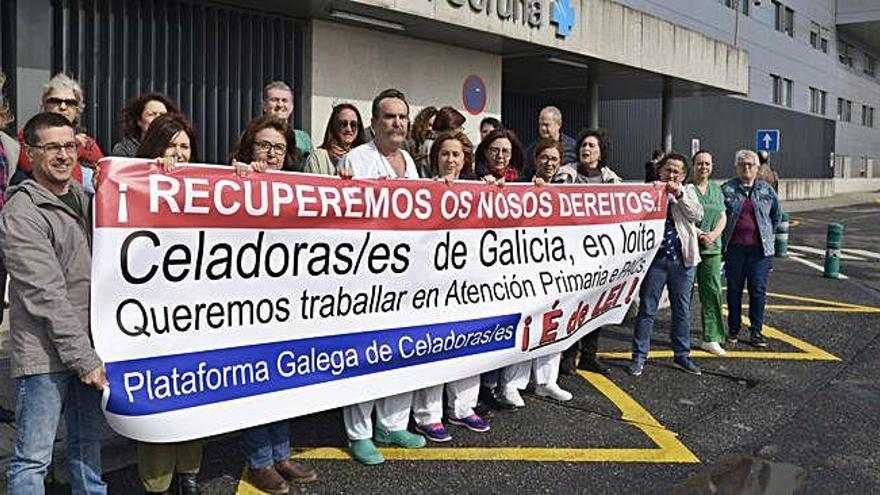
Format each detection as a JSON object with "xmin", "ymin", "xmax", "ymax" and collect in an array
[{"xmin": 16, "ymin": 73, "xmax": 103, "ymax": 187}]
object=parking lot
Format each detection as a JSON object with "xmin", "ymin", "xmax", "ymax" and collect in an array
[{"xmin": 17, "ymin": 199, "xmax": 880, "ymax": 494}]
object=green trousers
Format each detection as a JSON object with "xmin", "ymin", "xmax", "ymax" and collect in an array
[
  {"xmin": 138, "ymin": 440, "xmax": 203, "ymax": 492},
  {"xmin": 696, "ymin": 254, "xmax": 726, "ymax": 343}
]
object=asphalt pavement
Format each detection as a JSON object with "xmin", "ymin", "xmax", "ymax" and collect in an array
[{"xmin": 29, "ymin": 196, "xmax": 880, "ymax": 494}]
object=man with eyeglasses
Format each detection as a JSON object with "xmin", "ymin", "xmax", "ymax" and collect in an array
[
  {"xmin": 1, "ymin": 112, "xmax": 108, "ymax": 494},
  {"xmin": 337, "ymin": 88, "xmax": 425, "ymax": 466},
  {"xmin": 15, "ymin": 73, "xmax": 104, "ymax": 189},
  {"xmin": 261, "ymin": 81, "xmax": 314, "ymax": 162}
]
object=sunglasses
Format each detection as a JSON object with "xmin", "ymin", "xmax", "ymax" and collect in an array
[
  {"xmin": 45, "ymin": 97, "xmax": 80, "ymax": 108},
  {"xmin": 336, "ymin": 120, "xmax": 359, "ymax": 130}
]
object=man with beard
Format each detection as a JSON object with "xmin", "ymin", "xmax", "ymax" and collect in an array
[{"xmin": 337, "ymin": 88, "xmax": 425, "ymax": 465}]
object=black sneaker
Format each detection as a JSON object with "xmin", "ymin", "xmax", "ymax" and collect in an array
[
  {"xmin": 750, "ymin": 333, "xmax": 768, "ymax": 348},
  {"xmin": 476, "ymin": 386, "xmax": 515, "ymax": 412},
  {"xmin": 726, "ymin": 331, "xmax": 740, "ymax": 345},
  {"xmin": 559, "ymin": 351, "xmax": 577, "ymax": 376},
  {"xmin": 578, "ymin": 356, "xmax": 611, "ymax": 375},
  {"xmin": 673, "ymin": 357, "xmax": 702, "ymax": 376}
]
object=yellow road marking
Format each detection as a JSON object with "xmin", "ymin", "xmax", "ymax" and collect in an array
[
  {"xmin": 599, "ymin": 315, "xmax": 840, "ymax": 362},
  {"xmin": 236, "ymin": 373, "xmax": 697, "ymax": 492},
  {"xmin": 763, "ymin": 292, "xmax": 879, "ymax": 311},
  {"xmin": 751, "ymin": 305, "xmax": 880, "ymax": 313}
]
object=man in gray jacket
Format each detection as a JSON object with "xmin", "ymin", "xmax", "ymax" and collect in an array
[{"xmin": 1, "ymin": 112, "xmax": 108, "ymax": 494}]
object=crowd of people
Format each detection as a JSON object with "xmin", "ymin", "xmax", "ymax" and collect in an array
[{"xmin": 0, "ymin": 72, "xmax": 782, "ymax": 495}]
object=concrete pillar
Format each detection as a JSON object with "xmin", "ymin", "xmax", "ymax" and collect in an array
[
  {"xmin": 661, "ymin": 77, "xmax": 673, "ymax": 153},
  {"xmin": 588, "ymin": 73, "xmax": 599, "ymax": 129}
]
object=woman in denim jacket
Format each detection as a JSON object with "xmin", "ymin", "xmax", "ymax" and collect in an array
[{"xmin": 721, "ymin": 150, "xmax": 782, "ymax": 348}]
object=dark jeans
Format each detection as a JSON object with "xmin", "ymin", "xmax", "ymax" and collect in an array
[
  {"xmin": 632, "ymin": 256, "xmax": 696, "ymax": 362},
  {"xmin": 725, "ymin": 244, "xmax": 773, "ymax": 337}
]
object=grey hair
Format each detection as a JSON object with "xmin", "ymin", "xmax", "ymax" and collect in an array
[
  {"xmin": 735, "ymin": 149, "xmax": 759, "ymax": 166},
  {"xmin": 41, "ymin": 73, "xmax": 84, "ymax": 111},
  {"xmin": 540, "ymin": 105, "xmax": 563, "ymax": 124},
  {"xmin": 263, "ymin": 81, "xmax": 293, "ymax": 101}
]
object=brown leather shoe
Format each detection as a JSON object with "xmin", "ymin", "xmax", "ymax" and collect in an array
[
  {"xmin": 247, "ymin": 466, "xmax": 289, "ymax": 494},
  {"xmin": 274, "ymin": 460, "xmax": 318, "ymax": 484}
]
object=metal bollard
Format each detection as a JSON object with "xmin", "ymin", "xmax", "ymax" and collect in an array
[
  {"xmin": 822, "ymin": 223, "xmax": 844, "ymax": 279},
  {"xmin": 774, "ymin": 212, "xmax": 789, "ymax": 258}
]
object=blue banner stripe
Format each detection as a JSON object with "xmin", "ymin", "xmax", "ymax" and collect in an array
[{"xmin": 105, "ymin": 313, "xmax": 520, "ymax": 416}]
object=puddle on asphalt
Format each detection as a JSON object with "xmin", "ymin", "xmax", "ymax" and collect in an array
[{"xmin": 670, "ymin": 454, "xmax": 806, "ymax": 495}]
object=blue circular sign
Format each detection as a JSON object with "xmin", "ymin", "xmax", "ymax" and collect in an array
[{"xmin": 462, "ymin": 75, "xmax": 487, "ymax": 115}]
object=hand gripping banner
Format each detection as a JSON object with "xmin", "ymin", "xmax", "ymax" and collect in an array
[{"xmin": 91, "ymin": 159, "xmax": 668, "ymax": 442}]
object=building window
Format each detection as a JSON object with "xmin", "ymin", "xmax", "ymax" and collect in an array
[
  {"xmin": 810, "ymin": 87, "xmax": 827, "ymax": 115},
  {"xmin": 725, "ymin": 0, "xmax": 749, "ymax": 15},
  {"xmin": 839, "ymin": 41, "xmax": 854, "ymax": 67},
  {"xmin": 863, "ymin": 105, "xmax": 875, "ymax": 127},
  {"xmin": 865, "ymin": 54, "xmax": 877, "ymax": 77},
  {"xmin": 820, "ymin": 28, "xmax": 829, "ymax": 53},
  {"xmin": 838, "ymin": 98, "xmax": 852, "ymax": 122},
  {"xmin": 772, "ymin": 75, "xmax": 792, "ymax": 107},
  {"xmin": 771, "ymin": 74, "xmax": 782, "ymax": 105},
  {"xmin": 810, "ymin": 22, "xmax": 820, "ymax": 49},
  {"xmin": 783, "ymin": 78, "xmax": 793, "ymax": 107},
  {"xmin": 774, "ymin": 2, "xmax": 794, "ymax": 37}
]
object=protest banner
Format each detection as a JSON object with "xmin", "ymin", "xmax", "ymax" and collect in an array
[{"xmin": 92, "ymin": 158, "xmax": 668, "ymax": 442}]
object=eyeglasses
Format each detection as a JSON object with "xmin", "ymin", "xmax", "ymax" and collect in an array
[
  {"xmin": 255, "ymin": 140, "xmax": 287, "ymax": 155},
  {"xmin": 336, "ymin": 120, "xmax": 359, "ymax": 130},
  {"xmin": 538, "ymin": 154, "xmax": 560, "ymax": 163},
  {"xmin": 29, "ymin": 141, "xmax": 78, "ymax": 155},
  {"xmin": 44, "ymin": 97, "xmax": 80, "ymax": 108},
  {"xmin": 488, "ymin": 147, "xmax": 512, "ymax": 156}
]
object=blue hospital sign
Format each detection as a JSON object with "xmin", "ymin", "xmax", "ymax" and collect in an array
[{"xmin": 756, "ymin": 129, "xmax": 780, "ymax": 153}]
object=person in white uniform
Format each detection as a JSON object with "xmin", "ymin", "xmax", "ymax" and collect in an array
[
  {"xmin": 337, "ymin": 89, "xmax": 426, "ymax": 465},
  {"xmin": 410, "ymin": 130, "xmax": 491, "ymax": 442},
  {"xmin": 496, "ymin": 139, "xmax": 574, "ymax": 407}
]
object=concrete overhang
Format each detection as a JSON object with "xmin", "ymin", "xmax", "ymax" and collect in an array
[
  {"xmin": 836, "ymin": 0, "xmax": 880, "ymax": 53},
  {"xmin": 221, "ymin": 0, "xmax": 749, "ymax": 100}
]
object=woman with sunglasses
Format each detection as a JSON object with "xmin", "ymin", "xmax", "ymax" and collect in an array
[
  {"xmin": 304, "ymin": 103, "xmax": 367, "ymax": 176},
  {"xmin": 133, "ymin": 113, "xmax": 203, "ymax": 495},
  {"xmin": 15, "ymin": 74, "xmax": 103, "ymax": 188},
  {"xmin": 228, "ymin": 115, "xmax": 318, "ymax": 493}
]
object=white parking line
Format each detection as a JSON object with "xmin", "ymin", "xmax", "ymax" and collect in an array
[
  {"xmin": 787, "ymin": 253, "xmax": 849, "ymax": 279},
  {"xmin": 788, "ymin": 245, "xmax": 865, "ymax": 261},
  {"xmin": 842, "ymin": 248, "xmax": 880, "ymax": 261}
]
